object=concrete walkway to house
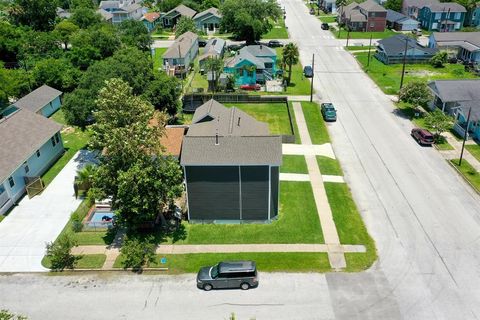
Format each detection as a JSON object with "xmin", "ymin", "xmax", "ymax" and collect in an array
[
  {"xmin": 0, "ymin": 151, "xmax": 91, "ymax": 272},
  {"xmin": 280, "ymin": 173, "xmax": 344, "ymax": 183},
  {"xmin": 282, "ymin": 143, "xmax": 335, "ymax": 158},
  {"xmin": 439, "ymin": 132, "xmax": 480, "ymax": 172},
  {"xmin": 291, "ymin": 102, "xmax": 345, "ymax": 269}
]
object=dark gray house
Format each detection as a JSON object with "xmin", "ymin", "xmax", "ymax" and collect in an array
[
  {"xmin": 386, "ymin": 9, "xmax": 419, "ymax": 31},
  {"xmin": 375, "ymin": 34, "xmax": 437, "ymax": 64},
  {"xmin": 180, "ymin": 100, "xmax": 282, "ymax": 223}
]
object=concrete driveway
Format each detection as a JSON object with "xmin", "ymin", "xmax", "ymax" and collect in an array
[{"xmin": 0, "ymin": 151, "xmax": 89, "ymax": 272}]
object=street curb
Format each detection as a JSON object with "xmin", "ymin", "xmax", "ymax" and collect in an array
[{"xmin": 446, "ymin": 160, "xmax": 480, "ymax": 195}]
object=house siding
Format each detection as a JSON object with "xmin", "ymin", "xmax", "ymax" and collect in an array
[
  {"xmin": 195, "ymin": 14, "xmax": 221, "ymax": 32},
  {"xmin": 419, "ymin": 8, "xmax": 465, "ymax": 31},
  {"xmin": 39, "ymin": 96, "xmax": 62, "ymax": 118},
  {"xmin": 185, "ymin": 165, "xmax": 272, "ymax": 222},
  {"xmin": 0, "ymin": 132, "xmax": 64, "ymax": 215}
]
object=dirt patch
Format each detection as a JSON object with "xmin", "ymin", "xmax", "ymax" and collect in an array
[
  {"xmin": 62, "ymin": 126, "xmax": 75, "ymax": 134},
  {"xmin": 405, "ymin": 70, "xmax": 441, "ymax": 77}
]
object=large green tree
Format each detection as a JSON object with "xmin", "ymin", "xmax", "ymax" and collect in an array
[
  {"xmin": 9, "ymin": 0, "xmax": 57, "ymax": 31},
  {"xmin": 117, "ymin": 19, "xmax": 152, "ymax": 51},
  {"xmin": 71, "ymin": 7, "xmax": 103, "ymax": 29},
  {"xmin": 142, "ymin": 72, "xmax": 181, "ymax": 118},
  {"xmin": 0, "ymin": 62, "xmax": 32, "ymax": 109},
  {"xmin": 62, "ymin": 88, "xmax": 96, "ymax": 127},
  {"xmin": 424, "ymin": 109, "xmax": 453, "ymax": 142},
  {"xmin": 91, "ymin": 78, "xmax": 183, "ymax": 227},
  {"xmin": 54, "ymin": 20, "xmax": 79, "ymax": 50},
  {"xmin": 384, "ymin": 0, "xmax": 403, "ymax": 12},
  {"xmin": 174, "ymin": 16, "xmax": 197, "ymax": 38},
  {"xmin": 282, "ymin": 43, "xmax": 299, "ymax": 86},
  {"xmin": 32, "ymin": 58, "xmax": 81, "ymax": 92},
  {"xmin": 220, "ymin": 0, "xmax": 282, "ymax": 43}
]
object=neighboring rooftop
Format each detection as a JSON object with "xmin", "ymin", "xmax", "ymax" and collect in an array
[
  {"xmin": 194, "ymin": 7, "xmax": 221, "ymax": 20},
  {"xmin": 224, "ymin": 45, "xmax": 276, "ymax": 69},
  {"xmin": 142, "ymin": 12, "xmax": 161, "ymax": 22},
  {"xmin": 165, "ymin": 4, "xmax": 197, "ymax": 18},
  {"xmin": 359, "ymin": 0, "xmax": 387, "ymax": 12},
  {"xmin": 428, "ymin": 79, "xmax": 480, "ymax": 103},
  {"xmin": 432, "ymin": 32, "xmax": 480, "ymax": 50},
  {"xmin": 180, "ymin": 100, "xmax": 282, "ymax": 166},
  {"xmin": 204, "ymin": 38, "xmax": 226, "ymax": 55},
  {"xmin": 386, "ymin": 9, "xmax": 417, "ymax": 23},
  {"xmin": 404, "ymin": 0, "xmax": 466, "ymax": 11},
  {"xmin": 163, "ymin": 31, "xmax": 199, "ymax": 59},
  {"xmin": 160, "ymin": 127, "xmax": 185, "ymax": 157},
  {"xmin": 0, "ymin": 108, "xmax": 62, "ymax": 183},
  {"xmin": 13, "ymin": 85, "xmax": 62, "ymax": 114},
  {"xmin": 378, "ymin": 34, "xmax": 437, "ymax": 55}
]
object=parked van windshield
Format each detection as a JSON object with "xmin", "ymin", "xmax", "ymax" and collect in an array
[{"xmin": 210, "ymin": 265, "xmax": 219, "ymax": 278}]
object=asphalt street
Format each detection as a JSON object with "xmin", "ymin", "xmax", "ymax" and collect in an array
[{"xmin": 1, "ymin": 1, "xmax": 480, "ymax": 319}]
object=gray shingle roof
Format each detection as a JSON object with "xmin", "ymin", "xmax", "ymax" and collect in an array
[
  {"xmin": 0, "ymin": 108, "xmax": 62, "ymax": 183},
  {"xmin": 428, "ymin": 79, "xmax": 480, "ymax": 103},
  {"xmin": 359, "ymin": 0, "xmax": 387, "ymax": 12},
  {"xmin": 204, "ymin": 38, "xmax": 225, "ymax": 55},
  {"xmin": 13, "ymin": 85, "xmax": 62, "ymax": 114},
  {"xmin": 378, "ymin": 34, "xmax": 437, "ymax": 55},
  {"xmin": 194, "ymin": 7, "xmax": 221, "ymax": 21},
  {"xmin": 386, "ymin": 9, "xmax": 410, "ymax": 22},
  {"xmin": 165, "ymin": 4, "xmax": 197, "ymax": 18},
  {"xmin": 243, "ymin": 45, "xmax": 276, "ymax": 57},
  {"xmin": 432, "ymin": 32, "xmax": 480, "ymax": 49},
  {"xmin": 180, "ymin": 100, "xmax": 282, "ymax": 166},
  {"xmin": 163, "ymin": 31, "xmax": 198, "ymax": 59},
  {"xmin": 427, "ymin": 1, "xmax": 466, "ymax": 12},
  {"xmin": 224, "ymin": 45, "xmax": 276, "ymax": 69}
]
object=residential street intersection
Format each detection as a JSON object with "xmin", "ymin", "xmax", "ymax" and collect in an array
[{"xmin": 1, "ymin": 1, "xmax": 480, "ymax": 319}]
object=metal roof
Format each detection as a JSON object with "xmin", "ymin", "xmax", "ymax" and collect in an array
[
  {"xmin": 180, "ymin": 100, "xmax": 282, "ymax": 166},
  {"xmin": 0, "ymin": 108, "xmax": 62, "ymax": 183},
  {"xmin": 13, "ymin": 85, "xmax": 62, "ymax": 114}
]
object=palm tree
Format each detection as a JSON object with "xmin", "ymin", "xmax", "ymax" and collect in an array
[
  {"xmin": 75, "ymin": 164, "xmax": 97, "ymax": 194},
  {"xmin": 282, "ymin": 43, "xmax": 299, "ymax": 86}
]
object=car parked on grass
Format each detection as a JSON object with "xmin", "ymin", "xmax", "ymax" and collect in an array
[
  {"xmin": 321, "ymin": 103, "xmax": 337, "ymax": 121},
  {"xmin": 411, "ymin": 128, "xmax": 434, "ymax": 146},
  {"xmin": 321, "ymin": 23, "xmax": 329, "ymax": 30},
  {"xmin": 303, "ymin": 65, "xmax": 313, "ymax": 78},
  {"xmin": 240, "ymin": 83, "xmax": 261, "ymax": 91},
  {"xmin": 268, "ymin": 40, "xmax": 283, "ymax": 48},
  {"xmin": 197, "ymin": 261, "xmax": 259, "ymax": 291}
]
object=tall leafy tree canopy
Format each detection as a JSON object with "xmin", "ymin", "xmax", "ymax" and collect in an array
[
  {"xmin": 174, "ymin": 17, "xmax": 197, "ymax": 38},
  {"xmin": 117, "ymin": 19, "xmax": 152, "ymax": 52},
  {"xmin": 220, "ymin": 0, "xmax": 282, "ymax": 43},
  {"xmin": 384, "ymin": 0, "xmax": 403, "ymax": 12},
  {"xmin": 10, "ymin": 0, "xmax": 57, "ymax": 31},
  {"xmin": 142, "ymin": 72, "xmax": 181, "ymax": 118}
]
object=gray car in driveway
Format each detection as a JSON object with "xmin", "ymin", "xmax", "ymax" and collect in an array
[{"xmin": 197, "ymin": 261, "xmax": 259, "ymax": 291}]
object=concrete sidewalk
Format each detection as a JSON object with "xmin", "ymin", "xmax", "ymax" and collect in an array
[
  {"xmin": 282, "ymin": 143, "xmax": 335, "ymax": 157},
  {"xmin": 291, "ymin": 102, "xmax": 346, "ymax": 269}
]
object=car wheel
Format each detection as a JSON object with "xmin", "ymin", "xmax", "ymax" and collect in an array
[
  {"xmin": 240, "ymin": 282, "xmax": 250, "ymax": 290},
  {"xmin": 203, "ymin": 284, "xmax": 213, "ymax": 291}
]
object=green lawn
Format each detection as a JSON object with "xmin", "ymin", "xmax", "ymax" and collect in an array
[
  {"xmin": 345, "ymin": 45, "xmax": 375, "ymax": 51},
  {"xmin": 114, "ymin": 252, "xmax": 330, "ymax": 273},
  {"xmin": 42, "ymin": 254, "xmax": 106, "ymax": 270},
  {"xmin": 263, "ymin": 18, "xmax": 289, "ymax": 39},
  {"xmin": 288, "ymin": 102, "xmax": 302, "ymax": 144},
  {"xmin": 355, "ymin": 52, "xmax": 477, "ymax": 95},
  {"xmin": 53, "ymin": 198, "xmax": 115, "ymax": 246},
  {"xmin": 153, "ymin": 47, "xmax": 168, "ymax": 72},
  {"xmin": 324, "ymin": 182, "xmax": 377, "ymax": 271},
  {"xmin": 42, "ymin": 110, "xmax": 90, "ymax": 186},
  {"xmin": 466, "ymin": 144, "xmax": 480, "ymax": 163},
  {"xmin": 276, "ymin": 48, "xmax": 312, "ymax": 95},
  {"xmin": 176, "ymin": 112, "xmax": 193, "ymax": 125},
  {"xmin": 163, "ymin": 181, "xmax": 324, "ymax": 244},
  {"xmin": 223, "ymin": 103, "xmax": 293, "ymax": 135},
  {"xmin": 450, "ymin": 159, "xmax": 480, "ymax": 192},
  {"xmin": 334, "ymin": 27, "xmax": 397, "ymax": 39},
  {"xmin": 281, "ymin": 155, "xmax": 308, "ymax": 174},
  {"xmin": 317, "ymin": 156, "xmax": 343, "ymax": 176},
  {"xmin": 0, "ymin": 215, "xmax": 4, "ymax": 223},
  {"xmin": 319, "ymin": 16, "xmax": 337, "ymax": 23},
  {"xmin": 301, "ymin": 102, "xmax": 330, "ymax": 144}
]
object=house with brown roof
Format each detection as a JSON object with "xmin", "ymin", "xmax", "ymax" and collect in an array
[
  {"xmin": 180, "ymin": 100, "xmax": 282, "ymax": 222},
  {"xmin": 161, "ymin": 4, "xmax": 197, "ymax": 28},
  {"xmin": 162, "ymin": 31, "xmax": 199, "ymax": 76},
  {"xmin": 0, "ymin": 106, "xmax": 64, "ymax": 215},
  {"xmin": 338, "ymin": 0, "xmax": 387, "ymax": 32},
  {"xmin": 142, "ymin": 12, "xmax": 161, "ymax": 32}
]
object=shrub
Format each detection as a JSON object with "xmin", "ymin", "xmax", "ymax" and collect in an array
[
  {"xmin": 120, "ymin": 236, "xmax": 156, "ymax": 271},
  {"xmin": 430, "ymin": 51, "xmax": 448, "ymax": 68},
  {"xmin": 45, "ymin": 234, "xmax": 78, "ymax": 271},
  {"xmin": 399, "ymin": 80, "xmax": 432, "ymax": 108}
]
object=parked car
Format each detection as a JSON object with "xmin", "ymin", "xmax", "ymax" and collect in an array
[
  {"xmin": 268, "ymin": 40, "xmax": 283, "ymax": 48},
  {"xmin": 321, "ymin": 23, "xmax": 329, "ymax": 30},
  {"xmin": 197, "ymin": 261, "xmax": 259, "ymax": 291},
  {"xmin": 412, "ymin": 28, "xmax": 422, "ymax": 36},
  {"xmin": 303, "ymin": 65, "xmax": 313, "ymax": 78},
  {"xmin": 227, "ymin": 43, "xmax": 245, "ymax": 51},
  {"xmin": 321, "ymin": 103, "xmax": 337, "ymax": 121},
  {"xmin": 240, "ymin": 83, "xmax": 261, "ymax": 91},
  {"xmin": 411, "ymin": 128, "xmax": 434, "ymax": 146},
  {"xmin": 309, "ymin": 7, "xmax": 315, "ymax": 14},
  {"xmin": 198, "ymin": 39, "xmax": 207, "ymax": 47}
]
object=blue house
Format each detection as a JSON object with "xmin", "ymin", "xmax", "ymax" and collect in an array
[
  {"xmin": 427, "ymin": 79, "xmax": 480, "ymax": 140},
  {"xmin": 0, "ymin": 107, "xmax": 64, "ymax": 215},
  {"xmin": 142, "ymin": 12, "xmax": 161, "ymax": 32},
  {"xmin": 193, "ymin": 8, "xmax": 222, "ymax": 34},
  {"xmin": 417, "ymin": 1, "xmax": 466, "ymax": 31},
  {"xmin": 13, "ymin": 85, "xmax": 62, "ymax": 118},
  {"xmin": 223, "ymin": 45, "xmax": 277, "ymax": 85},
  {"xmin": 465, "ymin": 5, "xmax": 480, "ymax": 27}
]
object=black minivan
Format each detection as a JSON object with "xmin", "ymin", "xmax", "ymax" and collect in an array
[{"xmin": 197, "ymin": 261, "xmax": 258, "ymax": 291}]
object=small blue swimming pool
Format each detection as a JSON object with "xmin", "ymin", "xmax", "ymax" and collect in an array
[{"xmin": 90, "ymin": 211, "xmax": 115, "ymax": 223}]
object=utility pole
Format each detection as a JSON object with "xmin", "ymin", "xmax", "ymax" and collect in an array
[
  {"xmin": 459, "ymin": 107, "xmax": 472, "ymax": 166},
  {"xmin": 310, "ymin": 53, "xmax": 315, "ymax": 102},
  {"xmin": 367, "ymin": 34, "xmax": 373, "ymax": 68},
  {"xmin": 399, "ymin": 38, "xmax": 409, "ymax": 91}
]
